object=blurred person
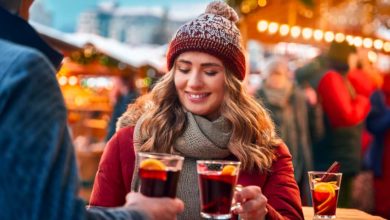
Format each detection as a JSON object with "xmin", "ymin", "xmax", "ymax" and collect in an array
[
  {"xmin": 90, "ymin": 1, "xmax": 304, "ymax": 220},
  {"xmin": 0, "ymin": 0, "xmax": 184, "ymax": 219},
  {"xmin": 106, "ymin": 74, "xmax": 139, "ymax": 141},
  {"xmin": 255, "ymin": 57, "xmax": 313, "ymax": 205},
  {"xmin": 315, "ymin": 41, "xmax": 370, "ymax": 208},
  {"xmin": 365, "ymin": 73, "xmax": 390, "ymax": 219}
]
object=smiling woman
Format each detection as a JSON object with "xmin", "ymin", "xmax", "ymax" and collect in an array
[
  {"xmin": 90, "ymin": 1, "xmax": 304, "ymax": 220},
  {"xmin": 174, "ymin": 51, "xmax": 226, "ymax": 120}
]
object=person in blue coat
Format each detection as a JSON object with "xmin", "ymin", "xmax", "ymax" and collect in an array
[{"xmin": 0, "ymin": 1, "xmax": 184, "ymax": 220}]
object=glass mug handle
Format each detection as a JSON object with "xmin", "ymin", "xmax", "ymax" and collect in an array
[{"xmin": 231, "ymin": 184, "xmax": 244, "ymax": 219}]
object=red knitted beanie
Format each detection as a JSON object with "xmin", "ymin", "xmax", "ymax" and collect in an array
[{"xmin": 166, "ymin": 1, "xmax": 246, "ymax": 80}]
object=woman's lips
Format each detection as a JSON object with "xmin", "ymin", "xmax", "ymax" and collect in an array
[{"xmin": 185, "ymin": 92, "xmax": 210, "ymax": 103}]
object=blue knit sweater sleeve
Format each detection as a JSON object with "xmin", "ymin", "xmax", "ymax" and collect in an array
[{"xmin": 0, "ymin": 40, "xmax": 148, "ymax": 220}]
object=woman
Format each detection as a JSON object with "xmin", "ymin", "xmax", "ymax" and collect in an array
[
  {"xmin": 90, "ymin": 1, "xmax": 303, "ymax": 219},
  {"xmin": 255, "ymin": 57, "xmax": 313, "ymax": 205}
]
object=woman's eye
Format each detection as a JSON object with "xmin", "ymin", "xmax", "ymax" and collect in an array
[
  {"xmin": 178, "ymin": 68, "xmax": 190, "ymax": 73},
  {"xmin": 205, "ymin": 71, "xmax": 218, "ymax": 76}
]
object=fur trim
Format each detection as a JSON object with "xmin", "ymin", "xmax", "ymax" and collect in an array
[{"xmin": 115, "ymin": 94, "xmax": 155, "ymax": 131}]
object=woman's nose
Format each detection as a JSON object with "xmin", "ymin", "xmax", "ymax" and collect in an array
[{"xmin": 187, "ymin": 71, "xmax": 204, "ymax": 88}]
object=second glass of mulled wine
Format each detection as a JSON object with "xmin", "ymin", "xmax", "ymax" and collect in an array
[{"xmin": 197, "ymin": 160, "xmax": 241, "ymax": 220}]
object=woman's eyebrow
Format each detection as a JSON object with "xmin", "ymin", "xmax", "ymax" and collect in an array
[
  {"xmin": 201, "ymin": 63, "xmax": 223, "ymax": 68},
  {"xmin": 176, "ymin": 59, "xmax": 191, "ymax": 65}
]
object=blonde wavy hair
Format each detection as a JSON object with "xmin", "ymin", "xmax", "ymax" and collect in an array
[{"xmin": 130, "ymin": 67, "xmax": 281, "ymax": 171}]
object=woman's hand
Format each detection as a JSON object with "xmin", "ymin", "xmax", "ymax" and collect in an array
[{"xmin": 232, "ymin": 185, "xmax": 268, "ymax": 220}]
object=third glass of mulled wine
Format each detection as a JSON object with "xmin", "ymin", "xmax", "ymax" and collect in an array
[
  {"xmin": 308, "ymin": 171, "xmax": 342, "ymax": 220},
  {"xmin": 138, "ymin": 152, "xmax": 184, "ymax": 198},
  {"xmin": 197, "ymin": 160, "xmax": 241, "ymax": 220}
]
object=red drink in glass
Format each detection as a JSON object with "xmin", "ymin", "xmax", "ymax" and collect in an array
[
  {"xmin": 137, "ymin": 152, "xmax": 183, "ymax": 198},
  {"xmin": 308, "ymin": 172, "xmax": 342, "ymax": 219},
  {"xmin": 139, "ymin": 168, "xmax": 180, "ymax": 198},
  {"xmin": 311, "ymin": 183, "xmax": 339, "ymax": 216},
  {"xmin": 198, "ymin": 173, "xmax": 237, "ymax": 214},
  {"xmin": 197, "ymin": 160, "xmax": 240, "ymax": 220}
]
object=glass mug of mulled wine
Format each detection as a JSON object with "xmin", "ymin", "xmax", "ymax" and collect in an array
[
  {"xmin": 137, "ymin": 152, "xmax": 184, "ymax": 198},
  {"xmin": 308, "ymin": 171, "xmax": 342, "ymax": 220},
  {"xmin": 197, "ymin": 160, "xmax": 241, "ymax": 219}
]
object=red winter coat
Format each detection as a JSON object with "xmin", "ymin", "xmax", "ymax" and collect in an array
[
  {"xmin": 90, "ymin": 126, "xmax": 304, "ymax": 220},
  {"xmin": 318, "ymin": 70, "xmax": 370, "ymax": 128}
]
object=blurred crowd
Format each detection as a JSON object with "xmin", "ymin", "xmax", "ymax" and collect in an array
[{"xmin": 249, "ymin": 41, "xmax": 390, "ymax": 219}]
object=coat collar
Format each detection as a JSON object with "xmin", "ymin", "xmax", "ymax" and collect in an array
[{"xmin": 0, "ymin": 6, "xmax": 63, "ymax": 69}]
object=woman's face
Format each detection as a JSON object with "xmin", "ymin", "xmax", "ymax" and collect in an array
[
  {"xmin": 265, "ymin": 65, "xmax": 290, "ymax": 89},
  {"xmin": 174, "ymin": 51, "xmax": 226, "ymax": 120}
]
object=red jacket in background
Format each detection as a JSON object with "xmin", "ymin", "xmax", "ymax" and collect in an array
[
  {"xmin": 348, "ymin": 68, "xmax": 376, "ymax": 98},
  {"xmin": 318, "ymin": 71, "xmax": 370, "ymax": 128},
  {"xmin": 90, "ymin": 126, "xmax": 304, "ymax": 220}
]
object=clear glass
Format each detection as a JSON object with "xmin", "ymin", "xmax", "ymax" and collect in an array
[
  {"xmin": 197, "ymin": 160, "xmax": 241, "ymax": 220},
  {"xmin": 308, "ymin": 171, "xmax": 343, "ymax": 220},
  {"xmin": 137, "ymin": 152, "xmax": 184, "ymax": 198}
]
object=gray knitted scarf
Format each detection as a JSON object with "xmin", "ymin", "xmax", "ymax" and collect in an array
[{"xmin": 132, "ymin": 112, "xmax": 232, "ymax": 219}]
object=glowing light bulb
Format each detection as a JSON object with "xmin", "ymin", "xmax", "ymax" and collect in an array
[
  {"xmin": 302, "ymin": 28, "xmax": 313, "ymax": 40},
  {"xmin": 257, "ymin": 20, "xmax": 268, "ymax": 32},
  {"xmin": 268, "ymin": 22, "xmax": 279, "ymax": 34},
  {"xmin": 324, "ymin": 31, "xmax": 334, "ymax": 42},
  {"xmin": 374, "ymin": 39, "xmax": 383, "ymax": 50},
  {"xmin": 279, "ymin": 24, "xmax": 290, "ymax": 36},
  {"xmin": 313, "ymin": 30, "xmax": 323, "ymax": 41},
  {"xmin": 335, "ymin": 33, "xmax": 345, "ymax": 42},
  {"xmin": 354, "ymin": 37, "xmax": 363, "ymax": 47},
  {"xmin": 363, "ymin": 38, "xmax": 373, "ymax": 48},
  {"xmin": 291, "ymin": 26, "xmax": 301, "ymax": 38}
]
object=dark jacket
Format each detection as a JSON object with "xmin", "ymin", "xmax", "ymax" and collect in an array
[
  {"xmin": 90, "ymin": 126, "xmax": 304, "ymax": 220},
  {"xmin": 0, "ymin": 7, "xmax": 146, "ymax": 220}
]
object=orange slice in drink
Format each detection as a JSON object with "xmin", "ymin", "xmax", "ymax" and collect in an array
[
  {"xmin": 140, "ymin": 158, "xmax": 166, "ymax": 171},
  {"xmin": 314, "ymin": 182, "xmax": 336, "ymax": 214},
  {"xmin": 221, "ymin": 165, "xmax": 236, "ymax": 175}
]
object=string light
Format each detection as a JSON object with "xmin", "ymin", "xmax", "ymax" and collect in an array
[
  {"xmin": 68, "ymin": 76, "xmax": 78, "ymax": 86},
  {"xmin": 255, "ymin": 19, "xmax": 389, "ymax": 53},
  {"xmin": 335, "ymin": 33, "xmax": 345, "ymax": 42},
  {"xmin": 353, "ymin": 37, "xmax": 363, "ymax": 47},
  {"xmin": 374, "ymin": 39, "xmax": 384, "ymax": 50},
  {"xmin": 363, "ymin": 38, "xmax": 373, "ymax": 48},
  {"xmin": 279, "ymin": 24, "xmax": 290, "ymax": 36},
  {"xmin": 313, "ymin": 29, "xmax": 323, "ymax": 41},
  {"xmin": 257, "ymin": 20, "xmax": 268, "ymax": 32},
  {"xmin": 346, "ymin": 35, "xmax": 354, "ymax": 45},
  {"xmin": 384, "ymin": 42, "xmax": 390, "ymax": 52},
  {"xmin": 291, "ymin": 26, "xmax": 301, "ymax": 38},
  {"xmin": 302, "ymin": 28, "xmax": 313, "ymax": 40},
  {"xmin": 58, "ymin": 76, "xmax": 67, "ymax": 86},
  {"xmin": 324, "ymin": 31, "xmax": 334, "ymax": 42},
  {"xmin": 268, "ymin": 22, "xmax": 279, "ymax": 34}
]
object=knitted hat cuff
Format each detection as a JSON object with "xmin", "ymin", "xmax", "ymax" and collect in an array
[{"xmin": 167, "ymin": 37, "xmax": 245, "ymax": 80}]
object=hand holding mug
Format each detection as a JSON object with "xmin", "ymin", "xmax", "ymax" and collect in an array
[
  {"xmin": 232, "ymin": 185, "xmax": 268, "ymax": 220},
  {"xmin": 125, "ymin": 192, "xmax": 184, "ymax": 220}
]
